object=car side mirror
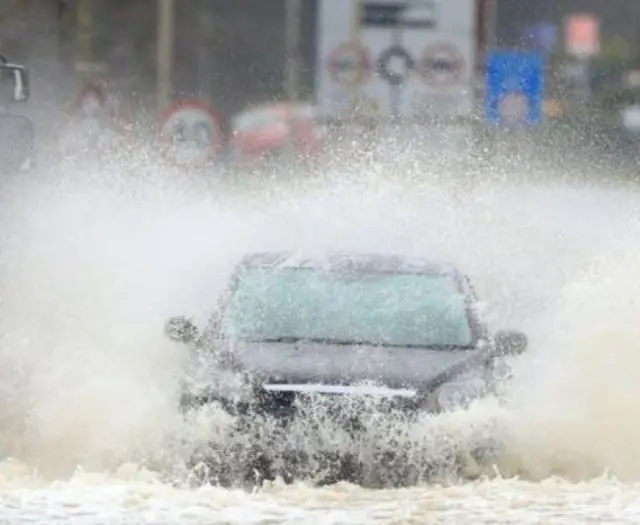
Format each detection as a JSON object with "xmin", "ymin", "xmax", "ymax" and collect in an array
[
  {"xmin": 419, "ymin": 329, "xmax": 528, "ymax": 394},
  {"xmin": 0, "ymin": 62, "xmax": 29, "ymax": 102},
  {"xmin": 164, "ymin": 316, "xmax": 199, "ymax": 344},
  {"xmin": 493, "ymin": 330, "xmax": 528, "ymax": 356}
]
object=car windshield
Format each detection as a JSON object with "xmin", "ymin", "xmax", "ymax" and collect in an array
[{"xmin": 219, "ymin": 267, "xmax": 475, "ymax": 348}]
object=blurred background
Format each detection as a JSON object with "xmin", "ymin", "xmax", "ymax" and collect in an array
[{"xmin": 3, "ymin": 0, "xmax": 640, "ymax": 173}]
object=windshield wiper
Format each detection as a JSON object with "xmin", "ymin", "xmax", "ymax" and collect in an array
[
  {"xmin": 243, "ymin": 336, "xmax": 356, "ymax": 345},
  {"xmin": 245, "ymin": 336, "xmax": 307, "ymax": 343}
]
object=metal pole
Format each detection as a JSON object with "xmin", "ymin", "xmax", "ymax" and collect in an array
[
  {"xmin": 350, "ymin": 0, "xmax": 361, "ymax": 49},
  {"xmin": 284, "ymin": 0, "xmax": 301, "ymax": 102},
  {"xmin": 577, "ymin": 56, "xmax": 592, "ymax": 102},
  {"xmin": 283, "ymin": 0, "xmax": 302, "ymax": 159},
  {"xmin": 390, "ymin": 17, "xmax": 403, "ymax": 121},
  {"xmin": 486, "ymin": 0, "xmax": 498, "ymax": 48},
  {"xmin": 75, "ymin": 0, "xmax": 93, "ymax": 86},
  {"xmin": 350, "ymin": 0, "xmax": 362, "ymax": 118},
  {"xmin": 157, "ymin": 0, "xmax": 175, "ymax": 113},
  {"xmin": 197, "ymin": 0, "xmax": 215, "ymax": 101}
]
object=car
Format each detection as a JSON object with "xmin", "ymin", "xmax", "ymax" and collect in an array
[
  {"xmin": 165, "ymin": 252, "xmax": 528, "ymax": 487},
  {"xmin": 0, "ymin": 55, "xmax": 33, "ymax": 174},
  {"xmin": 228, "ymin": 102, "xmax": 324, "ymax": 163}
]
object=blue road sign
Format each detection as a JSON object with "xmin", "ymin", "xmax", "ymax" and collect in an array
[{"xmin": 485, "ymin": 51, "xmax": 544, "ymax": 126}]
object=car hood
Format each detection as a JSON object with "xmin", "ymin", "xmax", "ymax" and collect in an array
[{"xmin": 230, "ymin": 340, "xmax": 487, "ymax": 395}]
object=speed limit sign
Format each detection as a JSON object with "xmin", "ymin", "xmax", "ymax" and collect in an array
[{"xmin": 157, "ymin": 100, "xmax": 222, "ymax": 168}]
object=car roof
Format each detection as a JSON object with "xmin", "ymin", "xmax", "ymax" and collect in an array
[{"xmin": 236, "ymin": 251, "xmax": 463, "ymax": 277}]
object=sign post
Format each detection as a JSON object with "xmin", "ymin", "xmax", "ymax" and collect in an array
[
  {"xmin": 349, "ymin": 0, "xmax": 363, "ymax": 115},
  {"xmin": 284, "ymin": 0, "xmax": 302, "ymax": 102},
  {"xmin": 75, "ymin": 0, "xmax": 94, "ymax": 86},
  {"xmin": 157, "ymin": 0, "xmax": 176, "ymax": 114},
  {"xmin": 564, "ymin": 13, "xmax": 599, "ymax": 101},
  {"xmin": 484, "ymin": 51, "xmax": 544, "ymax": 127}
]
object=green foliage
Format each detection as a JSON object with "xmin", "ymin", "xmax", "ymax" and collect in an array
[{"xmin": 596, "ymin": 34, "xmax": 637, "ymax": 64}]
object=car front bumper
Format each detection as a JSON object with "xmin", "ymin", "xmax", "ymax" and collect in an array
[{"xmin": 182, "ymin": 389, "xmax": 499, "ymax": 488}]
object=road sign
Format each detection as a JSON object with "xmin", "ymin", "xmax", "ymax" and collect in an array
[
  {"xmin": 74, "ymin": 62, "xmax": 108, "ymax": 74},
  {"xmin": 420, "ymin": 42, "xmax": 465, "ymax": 88},
  {"xmin": 361, "ymin": 0, "xmax": 437, "ymax": 29},
  {"xmin": 65, "ymin": 81, "xmax": 128, "ymax": 141},
  {"xmin": 157, "ymin": 100, "xmax": 222, "ymax": 168},
  {"xmin": 71, "ymin": 81, "xmax": 110, "ymax": 117},
  {"xmin": 327, "ymin": 42, "xmax": 372, "ymax": 87},
  {"xmin": 316, "ymin": 0, "xmax": 475, "ymax": 120},
  {"xmin": 377, "ymin": 45, "xmax": 415, "ymax": 86},
  {"xmin": 564, "ymin": 13, "xmax": 600, "ymax": 58},
  {"xmin": 485, "ymin": 51, "xmax": 544, "ymax": 127},
  {"xmin": 59, "ymin": 81, "xmax": 130, "ymax": 155}
]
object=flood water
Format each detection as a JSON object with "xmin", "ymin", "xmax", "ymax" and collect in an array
[{"xmin": 1, "ymin": 153, "xmax": 640, "ymax": 523}]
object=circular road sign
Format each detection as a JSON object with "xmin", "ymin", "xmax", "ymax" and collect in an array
[
  {"xmin": 420, "ymin": 42, "xmax": 465, "ymax": 88},
  {"xmin": 157, "ymin": 100, "xmax": 222, "ymax": 169},
  {"xmin": 377, "ymin": 45, "xmax": 415, "ymax": 86},
  {"xmin": 327, "ymin": 42, "xmax": 372, "ymax": 87}
]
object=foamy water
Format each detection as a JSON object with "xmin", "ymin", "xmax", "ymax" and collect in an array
[
  {"xmin": 1, "ymin": 146, "xmax": 640, "ymax": 522},
  {"xmin": 2, "ymin": 464, "xmax": 640, "ymax": 524}
]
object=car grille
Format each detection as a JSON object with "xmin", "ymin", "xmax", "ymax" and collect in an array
[
  {"xmin": 257, "ymin": 388, "xmax": 297, "ymax": 416},
  {"xmin": 256, "ymin": 387, "xmax": 418, "ymax": 420}
]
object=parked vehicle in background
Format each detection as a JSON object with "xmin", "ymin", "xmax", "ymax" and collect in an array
[
  {"xmin": 229, "ymin": 102, "xmax": 324, "ymax": 162},
  {"xmin": 0, "ymin": 54, "xmax": 33, "ymax": 174}
]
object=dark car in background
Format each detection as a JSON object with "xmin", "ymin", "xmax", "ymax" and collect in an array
[{"xmin": 0, "ymin": 55, "xmax": 32, "ymax": 174}]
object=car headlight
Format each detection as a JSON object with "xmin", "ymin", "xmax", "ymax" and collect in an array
[{"xmin": 420, "ymin": 371, "xmax": 489, "ymax": 413}]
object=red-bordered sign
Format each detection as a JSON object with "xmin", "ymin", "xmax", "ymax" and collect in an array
[
  {"xmin": 69, "ymin": 81, "xmax": 119, "ymax": 121},
  {"xmin": 419, "ymin": 42, "xmax": 466, "ymax": 88},
  {"xmin": 70, "ymin": 81, "xmax": 107, "ymax": 111},
  {"xmin": 564, "ymin": 13, "xmax": 599, "ymax": 58},
  {"xmin": 156, "ymin": 99, "xmax": 222, "ymax": 169},
  {"xmin": 327, "ymin": 42, "xmax": 373, "ymax": 87},
  {"xmin": 65, "ymin": 80, "xmax": 130, "ymax": 141}
]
